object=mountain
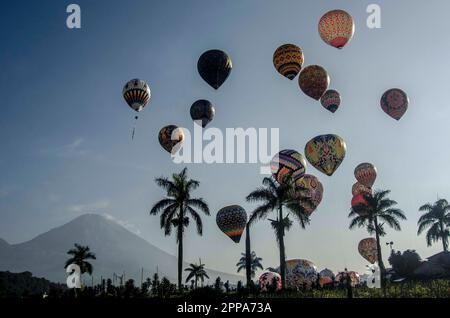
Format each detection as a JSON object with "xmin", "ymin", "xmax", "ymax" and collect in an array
[{"xmin": 0, "ymin": 214, "xmax": 243, "ymax": 284}]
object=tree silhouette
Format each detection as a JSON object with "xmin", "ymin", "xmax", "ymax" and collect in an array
[
  {"xmin": 184, "ymin": 259, "xmax": 209, "ymax": 289},
  {"xmin": 418, "ymin": 199, "xmax": 450, "ymax": 251},
  {"xmin": 64, "ymin": 243, "xmax": 96, "ymax": 275}
]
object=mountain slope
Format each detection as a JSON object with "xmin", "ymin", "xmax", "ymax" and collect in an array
[{"xmin": 0, "ymin": 214, "xmax": 242, "ymax": 284}]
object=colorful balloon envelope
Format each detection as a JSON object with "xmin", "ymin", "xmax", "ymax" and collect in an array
[
  {"xmin": 273, "ymin": 44, "xmax": 304, "ymax": 80},
  {"xmin": 122, "ymin": 79, "xmax": 151, "ymax": 112},
  {"xmin": 216, "ymin": 205, "xmax": 247, "ymax": 243},
  {"xmin": 354, "ymin": 163, "xmax": 377, "ymax": 187},
  {"xmin": 320, "ymin": 89, "xmax": 341, "ymax": 113},
  {"xmin": 358, "ymin": 238, "xmax": 378, "ymax": 264},
  {"xmin": 275, "ymin": 259, "xmax": 318, "ymax": 289},
  {"xmin": 158, "ymin": 125, "xmax": 184, "ymax": 154},
  {"xmin": 352, "ymin": 182, "xmax": 372, "ymax": 197},
  {"xmin": 318, "ymin": 10, "xmax": 355, "ymax": 49},
  {"xmin": 190, "ymin": 99, "xmax": 215, "ymax": 128},
  {"xmin": 270, "ymin": 150, "xmax": 307, "ymax": 184},
  {"xmin": 305, "ymin": 134, "xmax": 346, "ymax": 176},
  {"xmin": 380, "ymin": 88, "xmax": 409, "ymax": 120},
  {"xmin": 259, "ymin": 272, "xmax": 282, "ymax": 292},
  {"xmin": 351, "ymin": 194, "xmax": 369, "ymax": 216},
  {"xmin": 298, "ymin": 65, "xmax": 330, "ymax": 100},
  {"xmin": 319, "ymin": 268, "xmax": 335, "ymax": 280},
  {"xmin": 291, "ymin": 174, "xmax": 323, "ymax": 215},
  {"xmin": 197, "ymin": 49, "xmax": 232, "ymax": 89}
]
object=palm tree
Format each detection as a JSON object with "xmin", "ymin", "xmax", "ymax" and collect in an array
[
  {"xmin": 418, "ymin": 199, "xmax": 450, "ymax": 251},
  {"xmin": 150, "ymin": 167, "xmax": 210, "ymax": 290},
  {"xmin": 236, "ymin": 251, "xmax": 263, "ymax": 278},
  {"xmin": 184, "ymin": 259, "xmax": 209, "ymax": 289},
  {"xmin": 246, "ymin": 176, "xmax": 311, "ymax": 289},
  {"xmin": 64, "ymin": 243, "xmax": 96, "ymax": 275},
  {"xmin": 349, "ymin": 189, "xmax": 406, "ymax": 293}
]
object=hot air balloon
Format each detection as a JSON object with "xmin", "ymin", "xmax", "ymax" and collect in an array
[
  {"xmin": 270, "ymin": 150, "xmax": 307, "ymax": 184},
  {"xmin": 380, "ymin": 88, "xmax": 409, "ymax": 120},
  {"xmin": 197, "ymin": 49, "xmax": 232, "ymax": 89},
  {"xmin": 358, "ymin": 238, "xmax": 378, "ymax": 264},
  {"xmin": 259, "ymin": 272, "xmax": 282, "ymax": 292},
  {"xmin": 158, "ymin": 125, "xmax": 184, "ymax": 154},
  {"xmin": 320, "ymin": 89, "xmax": 341, "ymax": 113},
  {"xmin": 318, "ymin": 10, "xmax": 355, "ymax": 49},
  {"xmin": 352, "ymin": 182, "xmax": 372, "ymax": 197},
  {"xmin": 319, "ymin": 268, "xmax": 335, "ymax": 280},
  {"xmin": 298, "ymin": 65, "xmax": 330, "ymax": 100},
  {"xmin": 291, "ymin": 174, "xmax": 323, "ymax": 215},
  {"xmin": 305, "ymin": 134, "xmax": 346, "ymax": 176},
  {"xmin": 351, "ymin": 194, "xmax": 369, "ymax": 216},
  {"xmin": 123, "ymin": 79, "xmax": 151, "ymax": 139},
  {"xmin": 336, "ymin": 271, "xmax": 360, "ymax": 287},
  {"xmin": 273, "ymin": 44, "xmax": 304, "ymax": 80},
  {"xmin": 274, "ymin": 259, "xmax": 317, "ymax": 289},
  {"xmin": 216, "ymin": 205, "xmax": 247, "ymax": 243},
  {"xmin": 354, "ymin": 163, "xmax": 377, "ymax": 187},
  {"xmin": 190, "ymin": 100, "xmax": 215, "ymax": 128}
]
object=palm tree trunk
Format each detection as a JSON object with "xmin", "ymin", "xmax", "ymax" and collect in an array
[
  {"xmin": 245, "ymin": 224, "xmax": 252, "ymax": 288},
  {"xmin": 440, "ymin": 220, "xmax": 448, "ymax": 252},
  {"xmin": 278, "ymin": 205, "xmax": 286, "ymax": 290},
  {"xmin": 177, "ymin": 208, "xmax": 184, "ymax": 291},
  {"xmin": 373, "ymin": 216, "xmax": 386, "ymax": 296}
]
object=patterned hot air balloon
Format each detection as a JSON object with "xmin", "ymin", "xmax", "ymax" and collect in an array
[
  {"xmin": 305, "ymin": 134, "xmax": 346, "ymax": 176},
  {"xmin": 158, "ymin": 125, "xmax": 184, "ymax": 153},
  {"xmin": 380, "ymin": 88, "xmax": 409, "ymax": 120},
  {"xmin": 298, "ymin": 65, "xmax": 330, "ymax": 100},
  {"xmin": 354, "ymin": 163, "xmax": 377, "ymax": 187},
  {"xmin": 270, "ymin": 150, "xmax": 307, "ymax": 184},
  {"xmin": 319, "ymin": 268, "xmax": 335, "ymax": 280},
  {"xmin": 291, "ymin": 174, "xmax": 323, "ymax": 215},
  {"xmin": 122, "ymin": 78, "xmax": 151, "ymax": 112},
  {"xmin": 352, "ymin": 182, "xmax": 372, "ymax": 197},
  {"xmin": 320, "ymin": 89, "xmax": 341, "ymax": 113},
  {"xmin": 358, "ymin": 238, "xmax": 378, "ymax": 264},
  {"xmin": 336, "ymin": 271, "xmax": 360, "ymax": 287},
  {"xmin": 274, "ymin": 259, "xmax": 318, "ymax": 289},
  {"xmin": 197, "ymin": 49, "xmax": 232, "ymax": 89},
  {"xmin": 259, "ymin": 272, "xmax": 282, "ymax": 292},
  {"xmin": 351, "ymin": 194, "xmax": 369, "ymax": 216},
  {"xmin": 318, "ymin": 10, "xmax": 355, "ymax": 49},
  {"xmin": 190, "ymin": 100, "xmax": 215, "ymax": 128},
  {"xmin": 216, "ymin": 205, "xmax": 247, "ymax": 243},
  {"xmin": 273, "ymin": 44, "xmax": 304, "ymax": 80}
]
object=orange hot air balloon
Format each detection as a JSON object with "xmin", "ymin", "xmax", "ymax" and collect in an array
[
  {"xmin": 318, "ymin": 10, "xmax": 355, "ymax": 49},
  {"xmin": 354, "ymin": 163, "xmax": 377, "ymax": 187},
  {"xmin": 352, "ymin": 182, "xmax": 372, "ymax": 197},
  {"xmin": 298, "ymin": 65, "xmax": 330, "ymax": 100},
  {"xmin": 273, "ymin": 44, "xmax": 304, "ymax": 80},
  {"xmin": 358, "ymin": 238, "xmax": 378, "ymax": 264}
]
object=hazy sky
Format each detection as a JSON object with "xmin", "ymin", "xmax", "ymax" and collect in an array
[{"xmin": 1, "ymin": 0, "xmax": 450, "ymax": 278}]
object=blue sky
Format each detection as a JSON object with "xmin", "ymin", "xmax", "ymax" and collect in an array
[{"xmin": 1, "ymin": 0, "xmax": 450, "ymax": 277}]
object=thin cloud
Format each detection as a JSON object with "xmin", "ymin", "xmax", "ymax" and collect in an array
[
  {"xmin": 67, "ymin": 199, "xmax": 110, "ymax": 213},
  {"xmin": 102, "ymin": 213, "xmax": 142, "ymax": 236}
]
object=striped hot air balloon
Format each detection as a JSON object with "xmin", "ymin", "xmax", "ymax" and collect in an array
[
  {"xmin": 320, "ymin": 89, "xmax": 341, "ymax": 113},
  {"xmin": 122, "ymin": 78, "xmax": 151, "ymax": 112},
  {"xmin": 273, "ymin": 44, "xmax": 304, "ymax": 80},
  {"xmin": 270, "ymin": 150, "xmax": 307, "ymax": 184}
]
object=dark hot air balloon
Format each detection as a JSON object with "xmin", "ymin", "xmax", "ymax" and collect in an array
[
  {"xmin": 197, "ymin": 49, "xmax": 232, "ymax": 89},
  {"xmin": 158, "ymin": 125, "xmax": 184, "ymax": 154},
  {"xmin": 380, "ymin": 88, "xmax": 409, "ymax": 120},
  {"xmin": 320, "ymin": 89, "xmax": 341, "ymax": 113},
  {"xmin": 190, "ymin": 100, "xmax": 215, "ymax": 128},
  {"xmin": 299, "ymin": 65, "xmax": 330, "ymax": 100},
  {"xmin": 216, "ymin": 205, "xmax": 247, "ymax": 243}
]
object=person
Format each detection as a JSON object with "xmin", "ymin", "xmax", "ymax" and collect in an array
[{"xmin": 344, "ymin": 268, "xmax": 353, "ymax": 299}]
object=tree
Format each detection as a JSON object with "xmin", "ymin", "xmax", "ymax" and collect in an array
[
  {"xmin": 246, "ymin": 176, "xmax": 312, "ymax": 289},
  {"xmin": 150, "ymin": 167, "xmax": 210, "ymax": 290},
  {"xmin": 151, "ymin": 273, "xmax": 160, "ymax": 296},
  {"xmin": 349, "ymin": 189, "xmax": 406, "ymax": 294},
  {"xmin": 64, "ymin": 243, "xmax": 96, "ymax": 275},
  {"xmin": 388, "ymin": 249, "xmax": 422, "ymax": 278},
  {"xmin": 418, "ymin": 199, "xmax": 450, "ymax": 252},
  {"xmin": 184, "ymin": 259, "xmax": 209, "ymax": 289},
  {"xmin": 236, "ymin": 251, "xmax": 263, "ymax": 279}
]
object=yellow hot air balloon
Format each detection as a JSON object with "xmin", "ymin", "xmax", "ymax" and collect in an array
[
  {"xmin": 318, "ymin": 10, "xmax": 355, "ymax": 49},
  {"xmin": 305, "ymin": 134, "xmax": 346, "ymax": 176},
  {"xmin": 273, "ymin": 44, "xmax": 304, "ymax": 80}
]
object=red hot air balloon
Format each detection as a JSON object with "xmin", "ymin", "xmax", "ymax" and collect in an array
[
  {"xmin": 358, "ymin": 238, "xmax": 378, "ymax": 264},
  {"xmin": 354, "ymin": 163, "xmax": 377, "ymax": 188},
  {"xmin": 298, "ymin": 65, "xmax": 330, "ymax": 100},
  {"xmin": 351, "ymin": 194, "xmax": 369, "ymax": 216},
  {"xmin": 380, "ymin": 88, "xmax": 409, "ymax": 120},
  {"xmin": 318, "ymin": 10, "xmax": 355, "ymax": 49}
]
